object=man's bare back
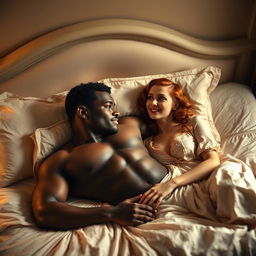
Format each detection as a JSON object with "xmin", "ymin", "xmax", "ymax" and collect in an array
[{"xmin": 63, "ymin": 118, "xmax": 167, "ymax": 204}]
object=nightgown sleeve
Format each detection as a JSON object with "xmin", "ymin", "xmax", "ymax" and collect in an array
[{"xmin": 191, "ymin": 115, "xmax": 221, "ymax": 156}]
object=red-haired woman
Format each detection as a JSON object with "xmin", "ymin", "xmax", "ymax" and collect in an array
[{"xmin": 138, "ymin": 78, "xmax": 220, "ymax": 210}]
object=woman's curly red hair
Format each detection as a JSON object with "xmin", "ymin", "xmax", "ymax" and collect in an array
[{"xmin": 138, "ymin": 78, "xmax": 194, "ymax": 133}]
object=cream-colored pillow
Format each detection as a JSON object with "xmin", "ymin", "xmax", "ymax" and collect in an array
[
  {"xmin": 211, "ymin": 83, "xmax": 256, "ymax": 138},
  {"xmin": 30, "ymin": 66, "xmax": 221, "ymax": 176},
  {"xmin": 31, "ymin": 120, "xmax": 72, "ymax": 177},
  {"xmin": 210, "ymin": 82, "xmax": 256, "ymax": 173},
  {"xmin": 0, "ymin": 92, "xmax": 67, "ymax": 187},
  {"xmin": 100, "ymin": 66, "xmax": 221, "ymax": 141}
]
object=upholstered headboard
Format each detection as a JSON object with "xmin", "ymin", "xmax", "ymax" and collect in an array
[{"xmin": 0, "ymin": 19, "xmax": 255, "ymax": 97}]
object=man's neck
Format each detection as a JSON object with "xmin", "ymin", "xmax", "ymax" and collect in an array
[
  {"xmin": 71, "ymin": 126, "xmax": 103, "ymax": 146},
  {"xmin": 87, "ymin": 130, "xmax": 103, "ymax": 143}
]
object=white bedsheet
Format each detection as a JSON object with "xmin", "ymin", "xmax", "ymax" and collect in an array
[{"xmin": 1, "ymin": 178, "xmax": 256, "ymax": 255}]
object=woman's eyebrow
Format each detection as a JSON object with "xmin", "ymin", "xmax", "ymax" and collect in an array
[{"xmin": 147, "ymin": 93, "xmax": 167, "ymax": 97}]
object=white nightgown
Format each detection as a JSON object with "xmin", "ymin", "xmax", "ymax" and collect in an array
[{"xmin": 144, "ymin": 115, "xmax": 256, "ymax": 226}]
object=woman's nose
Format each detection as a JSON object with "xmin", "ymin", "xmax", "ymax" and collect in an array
[{"xmin": 152, "ymin": 99, "xmax": 158, "ymax": 105}]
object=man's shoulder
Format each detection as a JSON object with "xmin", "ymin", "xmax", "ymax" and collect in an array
[
  {"xmin": 118, "ymin": 115, "xmax": 141, "ymax": 128},
  {"xmin": 119, "ymin": 115, "xmax": 151, "ymax": 138},
  {"xmin": 37, "ymin": 149, "xmax": 70, "ymax": 178},
  {"xmin": 46, "ymin": 148, "xmax": 70, "ymax": 161}
]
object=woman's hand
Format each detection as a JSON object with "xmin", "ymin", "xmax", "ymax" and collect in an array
[{"xmin": 139, "ymin": 180, "xmax": 178, "ymax": 209}]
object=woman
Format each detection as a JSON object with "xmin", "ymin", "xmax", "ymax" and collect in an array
[
  {"xmin": 138, "ymin": 78, "xmax": 256, "ymax": 225},
  {"xmin": 138, "ymin": 78, "xmax": 220, "ymax": 209}
]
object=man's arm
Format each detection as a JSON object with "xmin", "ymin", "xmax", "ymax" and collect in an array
[{"xmin": 32, "ymin": 150, "xmax": 155, "ymax": 230}]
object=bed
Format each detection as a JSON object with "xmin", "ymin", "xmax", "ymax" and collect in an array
[{"xmin": 0, "ymin": 19, "xmax": 256, "ymax": 255}]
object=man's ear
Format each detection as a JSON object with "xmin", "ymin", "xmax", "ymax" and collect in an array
[{"xmin": 77, "ymin": 105, "xmax": 88, "ymax": 119}]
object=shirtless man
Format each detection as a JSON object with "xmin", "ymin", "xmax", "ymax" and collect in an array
[{"xmin": 32, "ymin": 82, "xmax": 167, "ymax": 230}]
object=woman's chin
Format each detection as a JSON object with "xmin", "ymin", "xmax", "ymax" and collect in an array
[{"xmin": 148, "ymin": 113, "xmax": 160, "ymax": 120}]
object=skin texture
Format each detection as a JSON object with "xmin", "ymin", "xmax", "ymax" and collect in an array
[
  {"xmin": 139, "ymin": 84, "xmax": 220, "ymax": 209},
  {"xmin": 32, "ymin": 90, "xmax": 167, "ymax": 230}
]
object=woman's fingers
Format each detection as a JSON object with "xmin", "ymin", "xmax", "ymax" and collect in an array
[
  {"xmin": 154, "ymin": 196, "xmax": 163, "ymax": 209},
  {"xmin": 139, "ymin": 190, "xmax": 164, "ymax": 210},
  {"xmin": 140, "ymin": 188, "xmax": 158, "ymax": 204},
  {"xmin": 140, "ymin": 189, "xmax": 159, "ymax": 204},
  {"xmin": 146, "ymin": 193, "xmax": 158, "ymax": 206},
  {"xmin": 139, "ymin": 190, "xmax": 151, "ymax": 203}
]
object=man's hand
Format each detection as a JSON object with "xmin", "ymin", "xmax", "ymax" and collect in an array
[{"xmin": 109, "ymin": 195, "xmax": 155, "ymax": 226}]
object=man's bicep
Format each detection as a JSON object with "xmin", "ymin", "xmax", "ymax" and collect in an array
[
  {"xmin": 42, "ymin": 174, "xmax": 69, "ymax": 201},
  {"xmin": 32, "ymin": 174, "xmax": 69, "ymax": 227},
  {"xmin": 32, "ymin": 151, "xmax": 69, "ymax": 209}
]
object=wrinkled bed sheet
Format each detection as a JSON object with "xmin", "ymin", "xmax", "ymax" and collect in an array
[{"xmin": 1, "ymin": 174, "xmax": 256, "ymax": 256}]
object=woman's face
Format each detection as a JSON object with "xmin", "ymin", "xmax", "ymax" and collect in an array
[{"xmin": 146, "ymin": 85, "xmax": 175, "ymax": 121}]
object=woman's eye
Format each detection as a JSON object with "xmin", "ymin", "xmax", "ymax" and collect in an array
[
  {"xmin": 147, "ymin": 95, "xmax": 153, "ymax": 100},
  {"xmin": 158, "ymin": 96, "xmax": 166, "ymax": 101}
]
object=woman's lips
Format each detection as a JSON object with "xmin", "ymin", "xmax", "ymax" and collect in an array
[{"xmin": 149, "ymin": 108, "xmax": 160, "ymax": 113}]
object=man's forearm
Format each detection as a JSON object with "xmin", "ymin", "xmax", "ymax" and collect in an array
[
  {"xmin": 34, "ymin": 201, "xmax": 112, "ymax": 230},
  {"xmin": 33, "ymin": 197, "xmax": 155, "ymax": 230}
]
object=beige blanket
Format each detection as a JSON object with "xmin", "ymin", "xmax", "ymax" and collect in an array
[{"xmin": 1, "ymin": 174, "xmax": 256, "ymax": 256}]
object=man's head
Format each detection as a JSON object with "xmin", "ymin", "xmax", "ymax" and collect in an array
[{"xmin": 65, "ymin": 82, "xmax": 119, "ymax": 136}]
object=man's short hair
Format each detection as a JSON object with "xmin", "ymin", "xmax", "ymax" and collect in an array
[{"xmin": 65, "ymin": 82, "xmax": 111, "ymax": 124}]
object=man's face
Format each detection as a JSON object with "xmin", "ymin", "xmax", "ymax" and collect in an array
[{"xmin": 87, "ymin": 91, "xmax": 119, "ymax": 136}]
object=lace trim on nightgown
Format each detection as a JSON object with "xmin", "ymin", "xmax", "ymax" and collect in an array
[{"xmin": 144, "ymin": 133, "xmax": 198, "ymax": 165}]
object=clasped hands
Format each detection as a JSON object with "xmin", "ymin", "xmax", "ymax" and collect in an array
[{"xmin": 111, "ymin": 180, "xmax": 177, "ymax": 226}]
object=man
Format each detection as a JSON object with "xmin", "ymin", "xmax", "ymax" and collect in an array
[{"xmin": 32, "ymin": 82, "xmax": 167, "ymax": 230}]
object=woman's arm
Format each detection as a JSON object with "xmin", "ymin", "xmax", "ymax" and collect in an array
[
  {"xmin": 139, "ymin": 150, "xmax": 220, "ymax": 209},
  {"xmin": 172, "ymin": 150, "xmax": 220, "ymax": 186}
]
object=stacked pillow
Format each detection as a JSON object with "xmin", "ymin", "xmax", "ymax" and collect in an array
[{"xmin": 0, "ymin": 92, "xmax": 69, "ymax": 187}]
